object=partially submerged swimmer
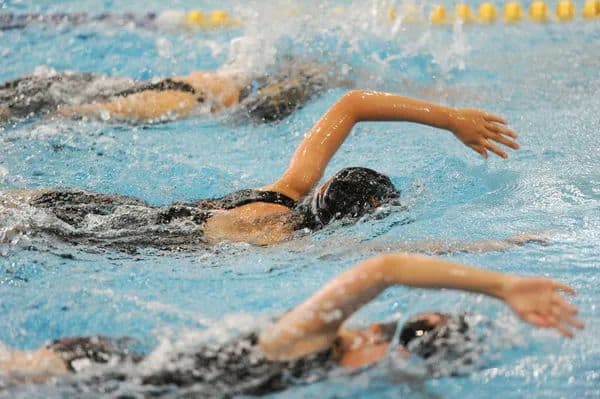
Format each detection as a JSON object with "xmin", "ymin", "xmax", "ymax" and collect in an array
[
  {"xmin": 0, "ymin": 61, "xmax": 337, "ymax": 124},
  {"xmin": 1, "ymin": 90, "xmax": 520, "ymax": 250},
  {"xmin": 0, "ymin": 254, "xmax": 583, "ymax": 395}
]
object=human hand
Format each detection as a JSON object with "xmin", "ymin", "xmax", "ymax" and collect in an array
[
  {"xmin": 502, "ymin": 276, "xmax": 583, "ymax": 337},
  {"xmin": 448, "ymin": 108, "xmax": 519, "ymax": 159}
]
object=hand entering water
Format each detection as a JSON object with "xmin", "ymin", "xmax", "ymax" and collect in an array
[{"xmin": 448, "ymin": 108, "xmax": 519, "ymax": 159}]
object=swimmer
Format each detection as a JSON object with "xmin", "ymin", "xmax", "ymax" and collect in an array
[
  {"xmin": 1, "ymin": 90, "xmax": 520, "ymax": 250},
  {"xmin": 0, "ymin": 61, "xmax": 339, "ymax": 124},
  {"xmin": 0, "ymin": 254, "xmax": 582, "ymax": 395}
]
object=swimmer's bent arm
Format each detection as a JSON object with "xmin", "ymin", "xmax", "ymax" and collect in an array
[
  {"xmin": 267, "ymin": 90, "xmax": 519, "ymax": 199},
  {"xmin": 259, "ymin": 253, "xmax": 582, "ymax": 361}
]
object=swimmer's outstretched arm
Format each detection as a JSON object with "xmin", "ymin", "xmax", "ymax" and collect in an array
[
  {"xmin": 259, "ymin": 253, "xmax": 582, "ymax": 360},
  {"xmin": 266, "ymin": 90, "xmax": 519, "ymax": 199}
]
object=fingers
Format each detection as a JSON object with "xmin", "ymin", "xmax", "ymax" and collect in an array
[
  {"xmin": 552, "ymin": 281, "xmax": 576, "ymax": 295},
  {"xmin": 486, "ymin": 122, "xmax": 519, "ymax": 139},
  {"xmin": 486, "ymin": 131, "xmax": 520, "ymax": 150},
  {"xmin": 552, "ymin": 293, "xmax": 578, "ymax": 314},
  {"xmin": 522, "ymin": 312, "xmax": 551, "ymax": 328},
  {"xmin": 482, "ymin": 139, "xmax": 508, "ymax": 159},
  {"xmin": 562, "ymin": 313, "xmax": 585, "ymax": 330},
  {"xmin": 483, "ymin": 112, "xmax": 507, "ymax": 125},
  {"xmin": 551, "ymin": 294, "xmax": 584, "ymax": 330},
  {"xmin": 553, "ymin": 321, "xmax": 574, "ymax": 338},
  {"xmin": 472, "ymin": 144, "xmax": 488, "ymax": 159}
]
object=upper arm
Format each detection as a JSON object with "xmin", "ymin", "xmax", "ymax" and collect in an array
[
  {"xmin": 258, "ymin": 255, "xmax": 391, "ymax": 360},
  {"xmin": 264, "ymin": 91, "xmax": 362, "ymax": 199}
]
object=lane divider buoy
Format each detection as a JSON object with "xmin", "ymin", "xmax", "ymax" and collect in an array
[
  {"xmin": 1, "ymin": 2, "xmax": 599, "ymax": 32},
  {"xmin": 557, "ymin": 0, "xmax": 576, "ymax": 20},
  {"xmin": 431, "ymin": 5, "xmax": 447, "ymax": 24},
  {"xmin": 582, "ymin": 0, "xmax": 600, "ymax": 18},
  {"xmin": 478, "ymin": 2, "xmax": 498, "ymax": 22},
  {"xmin": 456, "ymin": 3, "xmax": 474, "ymax": 23},
  {"xmin": 529, "ymin": 1, "xmax": 549, "ymax": 22},
  {"xmin": 504, "ymin": 2, "xmax": 523, "ymax": 22},
  {"xmin": 184, "ymin": 9, "xmax": 238, "ymax": 29}
]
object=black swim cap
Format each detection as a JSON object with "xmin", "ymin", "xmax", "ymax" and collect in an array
[
  {"xmin": 300, "ymin": 167, "xmax": 399, "ymax": 228},
  {"xmin": 399, "ymin": 313, "xmax": 470, "ymax": 359}
]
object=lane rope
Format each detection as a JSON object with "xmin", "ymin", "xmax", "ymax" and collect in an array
[{"xmin": 0, "ymin": 2, "xmax": 598, "ymax": 32}]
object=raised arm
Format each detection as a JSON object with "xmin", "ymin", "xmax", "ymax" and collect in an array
[
  {"xmin": 265, "ymin": 90, "xmax": 519, "ymax": 199},
  {"xmin": 259, "ymin": 253, "xmax": 581, "ymax": 360}
]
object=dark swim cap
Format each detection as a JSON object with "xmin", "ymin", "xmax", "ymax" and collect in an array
[
  {"xmin": 300, "ymin": 167, "xmax": 399, "ymax": 228},
  {"xmin": 399, "ymin": 313, "xmax": 470, "ymax": 359}
]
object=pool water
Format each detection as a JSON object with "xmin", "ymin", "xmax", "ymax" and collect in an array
[{"xmin": 0, "ymin": 0, "xmax": 598, "ymax": 397}]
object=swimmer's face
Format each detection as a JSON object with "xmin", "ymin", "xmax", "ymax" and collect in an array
[
  {"xmin": 335, "ymin": 324, "xmax": 404, "ymax": 368},
  {"xmin": 335, "ymin": 313, "xmax": 450, "ymax": 368}
]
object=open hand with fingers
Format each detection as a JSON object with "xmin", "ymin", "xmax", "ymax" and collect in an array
[
  {"xmin": 448, "ymin": 108, "xmax": 520, "ymax": 159},
  {"xmin": 502, "ymin": 276, "xmax": 584, "ymax": 337}
]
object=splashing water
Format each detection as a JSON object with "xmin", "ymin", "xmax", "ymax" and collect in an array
[{"xmin": 0, "ymin": 0, "xmax": 598, "ymax": 398}]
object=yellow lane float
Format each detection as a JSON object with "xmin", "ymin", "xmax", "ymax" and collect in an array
[
  {"xmin": 478, "ymin": 2, "xmax": 498, "ymax": 22},
  {"xmin": 431, "ymin": 5, "xmax": 447, "ymax": 24},
  {"xmin": 529, "ymin": 1, "xmax": 549, "ymax": 22},
  {"xmin": 504, "ymin": 2, "xmax": 523, "ymax": 22},
  {"xmin": 456, "ymin": 3, "xmax": 474, "ymax": 22}
]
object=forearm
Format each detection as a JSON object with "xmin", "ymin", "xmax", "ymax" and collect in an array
[
  {"xmin": 347, "ymin": 90, "xmax": 453, "ymax": 130},
  {"xmin": 380, "ymin": 253, "xmax": 514, "ymax": 299},
  {"xmin": 285, "ymin": 253, "xmax": 516, "ymax": 329}
]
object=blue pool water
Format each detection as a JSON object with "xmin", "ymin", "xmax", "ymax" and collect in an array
[{"xmin": 0, "ymin": 0, "xmax": 599, "ymax": 397}]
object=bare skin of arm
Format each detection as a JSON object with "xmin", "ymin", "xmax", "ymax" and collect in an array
[
  {"xmin": 58, "ymin": 71, "xmax": 241, "ymax": 121},
  {"xmin": 264, "ymin": 90, "xmax": 519, "ymax": 200},
  {"xmin": 259, "ymin": 253, "xmax": 582, "ymax": 361}
]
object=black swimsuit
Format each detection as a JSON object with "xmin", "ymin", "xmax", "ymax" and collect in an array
[
  {"xmin": 111, "ymin": 78, "xmax": 204, "ymax": 102},
  {"xmin": 28, "ymin": 188, "xmax": 298, "ymax": 251},
  {"xmin": 49, "ymin": 332, "xmax": 334, "ymax": 397}
]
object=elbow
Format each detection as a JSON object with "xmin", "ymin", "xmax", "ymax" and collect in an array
[
  {"xmin": 339, "ymin": 90, "xmax": 365, "ymax": 106},
  {"xmin": 336, "ymin": 90, "xmax": 366, "ymax": 118}
]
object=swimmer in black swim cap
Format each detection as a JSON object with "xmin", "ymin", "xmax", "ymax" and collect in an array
[
  {"xmin": 0, "ymin": 254, "xmax": 582, "ymax": 395},
  {"xmin": 2, "ymin": 90, "xmax": 522, "ymax": 250},
  {"xmin": 0, "ymin": 59, "xmax": 344, "ymax": 124}
]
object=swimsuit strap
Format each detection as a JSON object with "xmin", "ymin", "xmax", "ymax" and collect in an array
[
  {"xmin": 114, "ymin": 78, "xmax": 204, "ymax": 102},
  {"xmin": 213, "ymin": 189, "xmax": 297, "ymax": 210}
]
